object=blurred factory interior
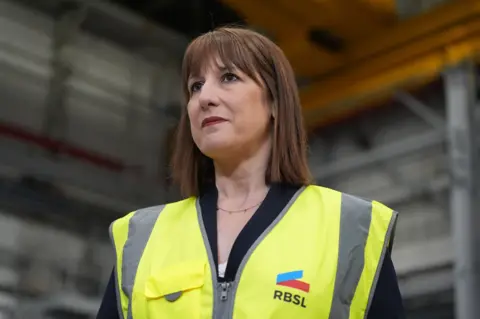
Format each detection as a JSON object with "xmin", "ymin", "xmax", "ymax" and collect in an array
[{"xmin": 0, "ymin": 0, "xmax": 479, "ymax": 318}]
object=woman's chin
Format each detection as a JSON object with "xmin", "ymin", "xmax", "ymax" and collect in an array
[{"xmin": 199, "ymin": 140, "xmax": 236, "ymax": 158}]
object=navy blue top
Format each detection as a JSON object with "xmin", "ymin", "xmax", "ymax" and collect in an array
[{"xmin": 97, "ymin": 183, "xmax": 405, "ymax": 318}]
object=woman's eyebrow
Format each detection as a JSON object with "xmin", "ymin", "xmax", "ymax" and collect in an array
[{"xmin": 187, "ymin": 75, "xmax": 202, "ymax": 83}]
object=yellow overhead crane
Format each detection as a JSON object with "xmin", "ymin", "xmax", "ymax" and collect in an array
[{"xmin": 220, "ymin": 0, "xmax": 480, "ymax": 129}]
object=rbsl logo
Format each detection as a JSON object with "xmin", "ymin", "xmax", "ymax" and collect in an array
[{"xmin": 273, "ymin": 270, "xmax": 309, "ymax": 308}]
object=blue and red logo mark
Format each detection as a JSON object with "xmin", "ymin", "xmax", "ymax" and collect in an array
[{"xmin": 276, "ymin": 270, "xmax": 310, "ymax": 293}]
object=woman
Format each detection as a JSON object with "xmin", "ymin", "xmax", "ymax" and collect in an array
[{"xmin": 97, "ymin": 27, "xmax": 405, "ymax": 319}]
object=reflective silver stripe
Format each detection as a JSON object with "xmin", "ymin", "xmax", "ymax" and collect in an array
[
  {"xmin": 328, "ymin": 194, "xmax": 372, "ymax": 319},
  {"xmin": 121, "ymin": 205, "xmax": 165, "ymax": 319}
]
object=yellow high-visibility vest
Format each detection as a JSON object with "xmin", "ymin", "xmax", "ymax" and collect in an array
[{"xmin": 109, "ymin": 185, "xmax": 397, "ymax": 319}]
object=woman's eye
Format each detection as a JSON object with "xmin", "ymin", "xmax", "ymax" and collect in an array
[
  {"xmin": 190, "ymin": 82, "xmax": 203, "ymax": 93},
  {"xmin": 222, "ymin": 73, "xmax": 239, "ymax": 82}
]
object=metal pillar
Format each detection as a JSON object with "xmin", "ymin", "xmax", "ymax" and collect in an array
[
  {"xmin": 42, "ymin": 2, "xmax": 86, "ymax": 141},
  {"xmin": 444, "ymin": 61, "xmax": 480, "ymax": 319}
]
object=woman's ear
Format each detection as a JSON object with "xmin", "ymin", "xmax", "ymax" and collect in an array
[{"xmin": 271, "ymin": 101, "xmax": 277, "ymax": 120}]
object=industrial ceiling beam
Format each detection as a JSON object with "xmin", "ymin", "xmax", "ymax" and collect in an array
[
  {"xmin": 308, "ymin": 12, "xmax": 480, "ymax": 84},
  {"xmin": 302, "ymin": 33, "xmax": 480, "ymax": 128},
  {"xmin": 287, "ymin": 0, "xmax": 480, "ymax": 77},
  {"xmin": 297, "ymin": 1, "xmax": 480, "ymax": 128}
]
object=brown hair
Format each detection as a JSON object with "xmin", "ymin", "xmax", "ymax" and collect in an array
[{"xmin": 171, "ymin": 26, "xmax": 312, "ymax": 197}]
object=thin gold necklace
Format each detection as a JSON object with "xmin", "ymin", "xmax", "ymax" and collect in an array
[{"xmin": 217, "ymin": 200, "xmax": 264, "ymax": 214}]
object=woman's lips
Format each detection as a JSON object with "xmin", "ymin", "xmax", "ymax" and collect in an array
[{"xmin": 202, "ymin": 116, "xmax": 227, "ymax": 127}]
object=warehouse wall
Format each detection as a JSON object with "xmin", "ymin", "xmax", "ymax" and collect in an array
[
  {"xmin": 0, "ymin": 0, "xmax": 183, "ymax": 209},
  {"xmin": 0, "ymin": 0, "xmax": 185, "ymax": 302},
  {"xmin": 0, "ymin": 210, "xmax": 113, "ymax": 297}
]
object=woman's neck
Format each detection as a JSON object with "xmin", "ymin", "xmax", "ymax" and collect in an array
[{"xmin": 214, "ymin": 139, "xmax": 271, "ymax": 202}]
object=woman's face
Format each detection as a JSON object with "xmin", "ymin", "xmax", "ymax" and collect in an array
[{"xmin": 187, "ymin": 60, "xmax": 272, "ymax": 159}]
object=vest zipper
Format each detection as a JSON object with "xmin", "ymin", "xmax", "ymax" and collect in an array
[
  {"xmin": 216, "ymin": 281, "xmax": 235, "ymax": 319},
  {"xmin": 219, "ymin": 282, "xmax": 231, "ymax": 301}
]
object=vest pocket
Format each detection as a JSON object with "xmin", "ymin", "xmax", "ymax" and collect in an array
[{"xmin": 143, "ymin": 260, "xmax": 205, "ymax": 318}]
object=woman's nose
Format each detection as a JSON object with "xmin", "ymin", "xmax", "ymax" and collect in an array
[{"xmin": 198, "ymin": 82, "xmax": 220, "ymax": 109}]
